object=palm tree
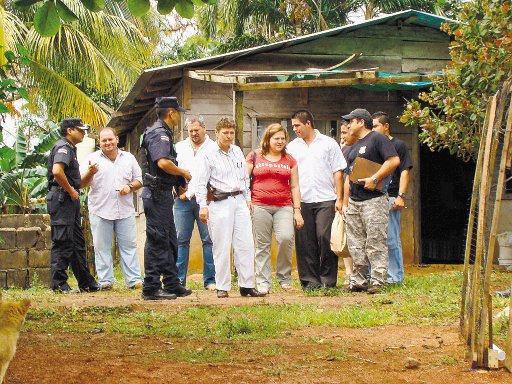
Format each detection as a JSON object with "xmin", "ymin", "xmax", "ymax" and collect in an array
[
  {"xmin": 355, "ymin": 0, "xmax": 446, "ymax": 20},
  {"xmin": 1, "ymin": 0, "xmax": 166, "ymax": 126}
]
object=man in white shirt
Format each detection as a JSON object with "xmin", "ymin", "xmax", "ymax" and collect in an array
[
  {"xmin": 287, "ymin": 110, "xmax": 346, "ymax": 290},
  {"xmin": 174, "ymin": 116, "xmax": 216, "ymax": 290},
  {"xmin": 196, "ymin": 118, "xmax": 265, "ymax": 298},
  {"xmin": 84, "ymin": 128, "xmax": 143, "ymax": 290}
]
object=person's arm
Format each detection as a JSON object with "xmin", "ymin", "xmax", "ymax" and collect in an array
[
  {"xmin": 119, "ymin": 180, "xmax": 143, "ymax": 196},
  {"xmin": 156, "ymin": 158, "xmax": 192, "ymax": 181},
  {"xmin": 290, "ymin": 165, "xmax": 304, "ymax": 229},
  {"xmin": 80, "ymin": 160, "xmax": 99, "ymax": 188},
  {"xmin": 52, "ymin": 163, "xmax": 79, "ymax": 201},
  {"xmin": 342, "ymin": 175, "xmax": 350, "ymax": 217},
  {"xmin": 334, "ymin": 169, "xmax": 343, "ymax": 213},
  {"xmin": 392, "ymin": 169, "xmax": 410, "ymax": 210},
  {"xmin": 358, "ymin": 155, "xmax": 400, "ymax": 191}
]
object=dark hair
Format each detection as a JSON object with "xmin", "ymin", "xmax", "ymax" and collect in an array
[
  {"xmin": 340, "ymin": 119, "xmax": 349, "ymax": 126},
  {"xmin": 260, "ymin": 123, "xmax": 288, "ymax": 155},
  {"xmin": 61, "ymin": 126, "xmax": 69, "ymax": 136},
  {"xmin": 215, "ymin": 117, "xmax": 236, "ymax": 132},
  {"xmin": 372, "ymin": 111, "xmax": 391, "ymax": 127},
  {"xmin": 156, "ymin": 107, "xmax": 173, "ymax": 119},
  {"xmin": 291, "ymin": 110, "xmax": 315, "ymax": 128}
]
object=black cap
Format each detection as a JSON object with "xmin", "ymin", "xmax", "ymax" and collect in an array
[
  {"xmin": 341, "ymin": 108, "xmax": 372, "ymax": 122},
  {"xmin": 61, "ymin": 118, "xmax": 88, "ymax": 131},
  {"xmin": 155, "ymin": 97, "xmax": 186, "ymax": 112}
]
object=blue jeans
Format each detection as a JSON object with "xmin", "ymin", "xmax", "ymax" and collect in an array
[
  {"xmin": 387, "ymin": 197, "xmax": 404, "ymax": 284},
  {"xmin": 89, "ymin": 213, "xmax": 142, "ymax": 287},
  {"xmin": 173, "ymin": 198, "xmax": 215, "ymax": 287}
]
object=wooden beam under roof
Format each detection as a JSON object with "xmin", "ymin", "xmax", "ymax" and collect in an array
[
  {"xmin": 188, "ymin": 66, "xmax": 377, "ymax": 78},
  {"xmin": 234, "ymin": 73, "xmax": 436, "ymax": 91}
]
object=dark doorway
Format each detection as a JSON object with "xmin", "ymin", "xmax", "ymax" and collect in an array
[{"xmin": 420, "ymin": 146, "xmax": 476, "ymax": 263}]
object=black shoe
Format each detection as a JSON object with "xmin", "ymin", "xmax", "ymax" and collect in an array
[
  {"xmin": 53, "ymin": 284, "xmax": 79, "ymax": 294},
  {"xmin": 164, "ymin": 285, "xmax": 192, "ymax": 297},
  {"xmin": 80, "ymin": 282, "xmax": 102, "ymax": 293},
  {"xmin": 240, "ymin": 287, "xmax": 266, "ymax": 297},
  {"xmin": 142, "ymin": 289, "xmax": 177, "ymax": 300},
  {"xmin": 217, "ymin": 290, "xmax": 229, "ymax": 298},
  {"xmin": 343, "ymin": 285, "xmax": 367, "ymax": 293}
]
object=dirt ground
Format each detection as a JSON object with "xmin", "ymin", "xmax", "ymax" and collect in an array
[{"xmin": 6, "ymin": 266, "xmax": 512, "ymax": 383}]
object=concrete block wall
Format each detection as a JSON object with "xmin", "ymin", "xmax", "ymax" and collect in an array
[{"xmin": 0, "ymin": 214, "xmax": 52, "ymax": 289}]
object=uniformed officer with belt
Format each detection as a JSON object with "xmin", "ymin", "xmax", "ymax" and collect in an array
[
  {"xmin": 47, "ymin": 118, "xmax": 101, "ymax": 293},
  {"xmin": 140, "ymin": 97, "xmax": 193, "ymax": 300}
]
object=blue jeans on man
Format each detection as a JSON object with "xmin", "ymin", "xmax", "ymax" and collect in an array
[
  {"xmin": 89, "ymin": 213, "xmax": 142, "ymax": 288},
  {"xmin": 173, "ymin": 198, "xmax": 215, "ymax": 288},
  {"xmin": 387, "ymin": 197, "xmax": 404, "ymax": 284}
]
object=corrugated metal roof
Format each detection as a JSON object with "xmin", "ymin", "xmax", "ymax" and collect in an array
[{"xmin": 109, "ymin": 9, "xmax": 455, "ymax": 132}]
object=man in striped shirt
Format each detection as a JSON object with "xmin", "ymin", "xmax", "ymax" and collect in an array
[{"xmin": 196, "ymin": 118, "xmax": 265, "ymax": 299}]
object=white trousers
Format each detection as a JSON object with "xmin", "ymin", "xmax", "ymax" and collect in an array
[{"xmin": 207, "ymin": 194, "xmax": 255, "ymax": 291}]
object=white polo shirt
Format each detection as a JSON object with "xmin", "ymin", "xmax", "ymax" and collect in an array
[
  {"xmin": 287, "ymin": 130, "xmax": 346, "ymax": 203},
  {"xmin": 175, "ymin": 135, "xmax": 216, "ymax": 200},
  {"xmin": 83, "ymin": 149, "xmax": 142, "ymax": 220}
]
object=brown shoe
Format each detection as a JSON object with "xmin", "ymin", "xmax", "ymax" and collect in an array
[
  {"xmin": 217, "ymin": 290, "xmax": 229, "ymax": 298},
  {"xmin": 367, "ymin": 284, "xmax": 384, "ymax": 294},
  {"xmin": 240, "ymin": 287, "xmax": 266, "ymax": 297}
]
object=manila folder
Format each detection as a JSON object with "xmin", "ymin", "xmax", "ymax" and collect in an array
[{"xmin": 349, "ymin": 157, "xmax": 386, "ymax": 191}]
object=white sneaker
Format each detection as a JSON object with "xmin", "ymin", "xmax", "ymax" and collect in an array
[
  {"xmin": 280, "ymin": 283, "xmax": 292, "ymax": 290},
  {"xmin": 205, "ymin": 283, "xmax": 217, "ymax": 291}
]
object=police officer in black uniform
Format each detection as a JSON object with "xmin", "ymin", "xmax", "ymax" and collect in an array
[
  {"xmin": 140, "ymin": 97, "xmax": 193, "ymax": 300},
  {"xmin": 47, "ymin": 118, "xmax": 101, "ymax": 293}
]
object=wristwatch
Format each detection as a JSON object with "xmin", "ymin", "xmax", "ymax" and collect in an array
[
  {"xmin": 371, "ymin": 176, "xmax": 379, "ymax": 184},
  {"xmin": 398, "ymin": 192, "xmax": 406, "ymax": 198}
]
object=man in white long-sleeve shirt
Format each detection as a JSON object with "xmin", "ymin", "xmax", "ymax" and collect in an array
[
  {"xmin": 196, "ymin": 118, "xmax": 265, "ymax": 298},
  {"xmin": 174, "ymin": 116, "xmax": 216, "ymax": 290}
]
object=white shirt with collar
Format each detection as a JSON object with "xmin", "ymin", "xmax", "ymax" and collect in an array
[
  {"xmin": 287, "ymin": 129, "xmax": 346, "ymax": 203},
  {"xmin": 175, "ymin": 135, "xmax": 216, "ymax": 200},
  {"xmin": 195, "ymin": 143, "xmax": 250, "ymax": 208},
  {"xmin": 83, "ymin": 149, "xmax": 143, "ymax": 220}
]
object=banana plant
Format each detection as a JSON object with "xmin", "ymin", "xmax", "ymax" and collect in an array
[{"xmin": 0, "ymin": 122, "xmax": 60, "ymax": 213}]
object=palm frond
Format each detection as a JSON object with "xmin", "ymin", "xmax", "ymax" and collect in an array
[
  {"xmin": 0, "ymin": 6, "xmax": 28, "ymax": 65},
  {"xmin": 28, "ymin": 59, "xmax": 109, "ymax": 126}
]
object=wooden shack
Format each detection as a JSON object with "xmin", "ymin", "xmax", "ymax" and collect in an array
[{"xmin": 109, "ymin": 10, "xmax": 476, "ymax": 266}]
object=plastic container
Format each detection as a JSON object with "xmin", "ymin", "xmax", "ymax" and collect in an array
[
  {"xmin": 492, "ymin": 344, "xmax": 506, "ymax": 361},
  {"xmin": 497, "ymin": 232, "xmax": 512, "ymax": 265}
]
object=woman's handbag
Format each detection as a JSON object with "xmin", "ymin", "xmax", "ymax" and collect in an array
[{"xmin": 330, "ymin": 211, "xmax": 346, "ymax": 256}]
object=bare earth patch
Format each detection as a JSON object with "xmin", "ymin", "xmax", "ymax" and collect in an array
[{"xmin": 8, "ymin": 283, "xmax": 511, "ymax": 384}]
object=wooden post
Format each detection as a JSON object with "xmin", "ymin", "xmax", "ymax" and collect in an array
[
  {"xmin": 505, "ymin": 282, "xmax": 512, "ymax": 372},
  {"xmin": 411, "ymin": 123, "xmax": 421, "ymax": 264},
  {"xmin": 470, "ymin": 93, "xmax": 497, "ymax": 367},
  {"xmin": 233, "ymin": 87, "xmax": 244, "ymax": 149}
]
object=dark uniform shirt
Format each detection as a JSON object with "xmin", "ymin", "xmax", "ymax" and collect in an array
[
  {"xmin": 347, "ymin": 131, "xmax": 398, "ymax": 202},
  {"xmin": 47, "ymin": 138, "xmax": 81, "ymax": 189},
  {"xmin": 387, "ymin": 137, "xmax": 413, "ymax": 198},
  {"xmin": 141, "ymin": 119, "xmax": 178, "ymax": 188}
]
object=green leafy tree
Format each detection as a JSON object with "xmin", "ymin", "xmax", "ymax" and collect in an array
[
  {"xmin": 2, "ymin": 0, "xmax": 170, "ymax": 125},
  {"xmin": 400, "ymin": 0, "xmax": 512, "ymax": 160},
  {"xmin": 12, "ymin": 0, "xmax": 218, "ymax": 36}
]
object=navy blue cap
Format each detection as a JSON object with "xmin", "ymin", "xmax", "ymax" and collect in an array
[
  {"xmin": 342, "ymin": 108, "xmax": 372, "ymax": 122},
  {"xmin": 155, "ymin": 97, "xmax": 186, "ymax": 112},
  {"xmin": 61, "ymin": 118, "xmax": 88, "ymax": 130}
]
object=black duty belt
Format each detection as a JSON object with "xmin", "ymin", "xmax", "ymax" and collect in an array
[
  {"xmin": 49, "ymin": 186, "xmax": 64, "ymax": 192},
  {"xmin": 211, "ymin": 190, "xmax": 243, "ymax": 202}
]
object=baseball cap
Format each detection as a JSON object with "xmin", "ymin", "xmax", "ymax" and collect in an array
[
  {"xmin": 155, "ymin": 97, "xmax": 186, "ymax": 112},
  {"xmin": 61, "ymin": 118, "xmax": 88, "ymax": 131},
  {"xmin": 341, "ymin": 108, "xmax": 372, "ymax": 122}
]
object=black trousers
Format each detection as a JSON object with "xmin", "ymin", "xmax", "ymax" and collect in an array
[
  {"xmin": 142, "ymin": 188, "xmax": 180, "ymax": 294},
  {"xmin": 295, "ymin": 200, "xmax": 338, "ymax": 288},
  {"xmin": 47, "ymin": 190, "xmax": 97, "ymax": 290}
]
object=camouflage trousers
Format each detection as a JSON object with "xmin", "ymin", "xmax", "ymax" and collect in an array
[{"xmin": 345, "ymin": 195, "xmax": 389, "ymax": 288}]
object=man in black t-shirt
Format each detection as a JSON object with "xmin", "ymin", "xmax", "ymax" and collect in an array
[
  {"xmin": 341, "ymin": 109, "xmax": 400, "ymax": 294},
  {"xmin": 372, "ymin": 112, "xmax": 413, "ymax": 285}
]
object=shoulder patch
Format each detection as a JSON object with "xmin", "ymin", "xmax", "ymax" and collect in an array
[
  {"xmin": 57, "ymin": 148, "xmax": 68, "ymax": 154},
  {"xmin": 160, "ymin": 135, "xmax": 170, "ymax": 142}
]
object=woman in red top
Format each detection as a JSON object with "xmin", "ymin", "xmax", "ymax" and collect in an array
[{"xmin": 247, "ymin": 123, "xmax": 304, "ymax": 294}]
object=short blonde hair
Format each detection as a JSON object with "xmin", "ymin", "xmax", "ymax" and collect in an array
[
  {"xmin": 215, "ymin": 117, "xmax": 236, "ymax": 132},
  {"xmin": 260, "ymin": 123, "xmax": 288, "ymax": 155}
]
